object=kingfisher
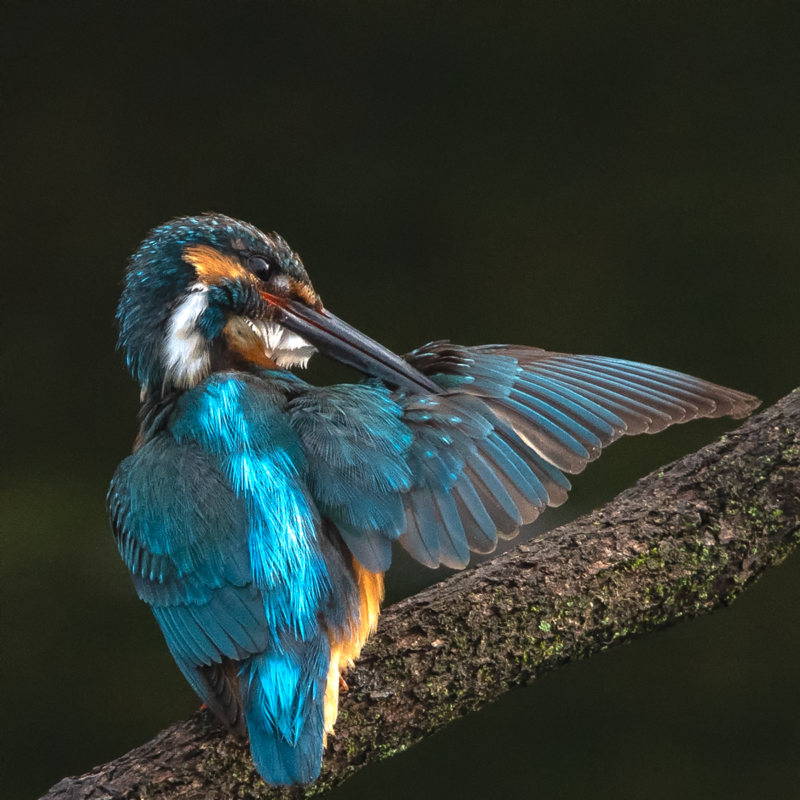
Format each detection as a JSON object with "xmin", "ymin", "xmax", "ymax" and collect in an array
[{"xmin": 109, "ymin": 213, "xmax": 759, "ymax": 785}]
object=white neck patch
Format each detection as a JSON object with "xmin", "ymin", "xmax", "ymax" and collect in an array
[{"xmin": 162, "ymin": 283, "xmax": 211, "ymax": 388}]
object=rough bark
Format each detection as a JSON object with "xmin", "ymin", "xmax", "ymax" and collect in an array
[{"xmin": 44, "ymin": 389, "xmax": 800, "ymax": 800}]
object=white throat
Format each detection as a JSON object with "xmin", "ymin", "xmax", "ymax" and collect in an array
[{"xmin": 234, "ymin": 317, "xmax": 317, "ymax": 368}]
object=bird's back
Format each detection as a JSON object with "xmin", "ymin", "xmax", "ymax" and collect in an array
[{"xmin": 110, "ymin": 368, "xmax": 373, "ymax": 783}]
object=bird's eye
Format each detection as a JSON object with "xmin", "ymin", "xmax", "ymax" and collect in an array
[{"xmin": 247, "ymin": 255, "xmax": 274, "ymax": 282}]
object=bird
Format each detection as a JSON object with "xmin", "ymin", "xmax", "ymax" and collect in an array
[{"xmin": 109, "ymin": 212, "xmax": 759, "ymax": 786}]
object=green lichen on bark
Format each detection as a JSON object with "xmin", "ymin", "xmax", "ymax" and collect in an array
[{"xmin": 43, "ymin": 390, "xmax": 800, "ymax": 800}]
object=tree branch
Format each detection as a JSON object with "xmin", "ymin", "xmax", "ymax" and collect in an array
[{"xmin": 44, "ymin": 390, "xmax": 800, "ymax": 800}]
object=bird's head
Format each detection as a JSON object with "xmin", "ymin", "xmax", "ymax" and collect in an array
[{"xmin": 118, "ymin": 213, "xmax": 437, "ymax": 395}]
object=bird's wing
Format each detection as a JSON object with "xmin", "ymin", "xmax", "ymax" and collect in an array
[
  {"xmin": 291, "ymin": 342, "xmax": 759, "ymax": 572},
  {"xmin": 109, "ymin": 433, "xmax": 269, "ymax": 733}
]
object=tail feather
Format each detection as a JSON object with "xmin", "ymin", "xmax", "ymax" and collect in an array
[
  {"xmin": 241, "ymin": 634, "xmax": 329, "ymax": 786},
  {"xmin": 247, "ymin": 713, "xmax": 324, "ymax": 786}
]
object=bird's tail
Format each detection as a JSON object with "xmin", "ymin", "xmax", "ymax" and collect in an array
[{"xmin": 240, "ymin": 632, "xmax": 330, "ymax": 786}]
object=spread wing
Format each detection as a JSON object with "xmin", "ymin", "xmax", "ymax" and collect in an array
[
  {"xmin": 108, "ymin": 433, "xmax": 270, "ymax": 734},
  {"xmin": 290, "ymin": 342, "xmax": 759, "ymax": 572}
]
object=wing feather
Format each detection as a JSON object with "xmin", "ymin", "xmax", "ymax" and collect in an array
[
  {"xmin": 452, "ymin": 477, "xmax": 499, "ymax": 553},
  {"xmin": 109, "ymin": 432, "xmax": 269, "ymax": 728},
  {"xmin": 394, "ymin": 342, "xmax": 758, "ymax": 566},
  {"xmin": 288, "ymin": 342, "xmax": 758, "ymax": 571}
]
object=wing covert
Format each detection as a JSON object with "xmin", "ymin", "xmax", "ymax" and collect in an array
[{"xmin": 289, "ymin": 384, "xmax": 414, "ymax": 572}]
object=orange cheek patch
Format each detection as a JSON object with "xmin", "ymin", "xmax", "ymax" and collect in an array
[{"xmin": 183, "ymin": 244, "xmax": 245, "ymax": 284}]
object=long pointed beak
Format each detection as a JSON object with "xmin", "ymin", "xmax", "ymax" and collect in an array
[{"xmin": 260, "ymin": 291, "xmax": 441, "ymax": 394}]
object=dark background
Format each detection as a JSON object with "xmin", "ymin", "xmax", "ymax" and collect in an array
[{"xmin": 3, "ymin": 3, "xmax": 800, "ymax": 799}]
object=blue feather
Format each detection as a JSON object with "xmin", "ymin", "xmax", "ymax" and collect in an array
[
  {"xmin": 452, "ymin": 476, "xmax": 498, "ymax": 552},
  {"xmin": 242, "ymin": 632, "xmax": 329, "ymax": 785},
  {"xmin": 109, "ymin": 372, "xmax": 360, "ymax": 783},
  {"xmin": 337, "ymin": 521, "xmax": 393, "ymax": 572}
]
